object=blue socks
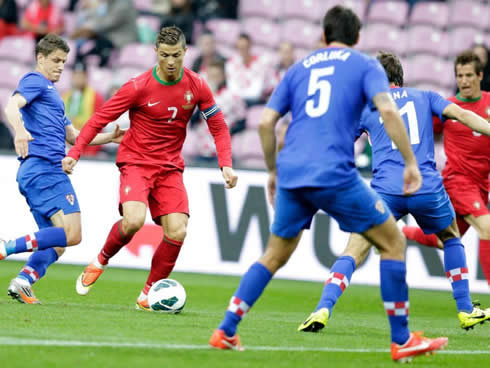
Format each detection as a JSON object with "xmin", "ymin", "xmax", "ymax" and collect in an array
[
  {"xmin": 380, "ymin": 260, "xmax": 410, "ymax": 345},
  {"xmin": 443, "ymin": 238, "xmax": 473, "ymax": 313},
  {"xmin": 315, "ymin": 256, "xmax": 356, "ymax": 314},
  {"xmin": 5, "ymin": 227, "xmax": 67, "ymax": 256},
  {"xmin": 219, "ymin": 262, "xmax": 272, "ymax": 337},
  {"xmin": 18, "ymin": 248, "xmax": 59, "ymax": 285}
]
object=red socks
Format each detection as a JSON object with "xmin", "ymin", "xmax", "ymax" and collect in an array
[
  {"xmin": 142, "ymin": 235, "xmax": 183, "ymax": 294},
  {"xmin": 402, "ymin": 226, "xmax": 439, "ymax": 248},
  {"xmin": 479, "ymin": 239, "xmax": 490, "ymax": 285},
  {"xmin": 97, "ymin": 220, "xmax": 134, "ymax": 265}
]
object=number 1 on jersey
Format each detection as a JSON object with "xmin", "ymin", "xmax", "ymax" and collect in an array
[
  {"xmin": 380, "ymin": 100, "xmax": 420, "ymax": 149},
  {"xmin": 305, "ymin": 67, "xmax": 335, "ymax": 118}
]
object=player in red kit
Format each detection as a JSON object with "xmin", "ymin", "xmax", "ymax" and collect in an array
[
  {"xmin": 61, "ymin": 26, "xmax": 238, "ymax": 309},
  {"xmin": 403, "ymin": 51, "xmax": 490, "ymax": 285}
]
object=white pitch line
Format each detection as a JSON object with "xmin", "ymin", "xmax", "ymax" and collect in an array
[{"xmin": 0, "ymin": 337, "xmax": 488, "ymax": 354}]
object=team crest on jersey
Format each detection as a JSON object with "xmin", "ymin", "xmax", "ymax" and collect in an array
[
  {"xmin": 375, "ymin": 200, "xmax": 385, "ymax": 214},
  {"xmin": 125, "ymin": 186, "xmax": 131, "ymax": 195},
  {"xmin": 66, "ymin": 194, "xmax": 75, "ymax": 206},
  {"xmin": 184, "ymin": 91, "xmax": 193, "ymax": 103},
  {"xmin": 182, "ymin": 90, "xmax": 195, "ymax": 110},
  {"xmin": 474, "ymin": 201, "xmax": 481, "ymax": 210}
]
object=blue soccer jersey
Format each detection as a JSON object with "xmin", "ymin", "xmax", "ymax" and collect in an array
[
  {"xmin": 360, "ymin": 87, "xmax": 451, "ymax": 195},
  {"xmin": 267, "ymin": 47, "xmax": 390, "ymax": 189},
  {"xmin": 14, "ymin": 72, "xmax": 71, "ymax": 163}
]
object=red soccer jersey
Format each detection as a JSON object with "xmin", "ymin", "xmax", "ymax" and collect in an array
[
  {"xmin": 433, "ymin": 92, "xmax": 490, "ymax": 191},
  {"xmin": 68, "ymin": 67, "xmax": 232, "ymax": 169}
]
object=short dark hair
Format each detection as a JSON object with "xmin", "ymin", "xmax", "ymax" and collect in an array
[
  {"xmin": 200, "ymin": 29, "xmax": 214, "ymax": 38},
  {"xmin": 377, "ymin": 51, "xmax": 404, "ymax": 87},
  {"xmin": 454, "ymin": 50, "xmax": 483, "ymax": 75},
  {"xmin": 156, "ymin": 25, "xmax": 186, "ymax": 48},
  {"xmin": 35, "ymin": 33, "xmax": 69, "ymax": 57},
  {"xmin": 238, "ymin": 33, "xmax": 251, "ymax": 43},
  {"xmin": 208, "ymin": 58, "xmax": 225, "ymax": 72},
  {"xmin": 323, "ymin": 5, "xmax": 361, "ymax": 46}
]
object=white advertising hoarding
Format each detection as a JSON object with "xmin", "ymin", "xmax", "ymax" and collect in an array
[{"xmin": 0, "ymin": 155, "xmax": 488, "ymax": 293}]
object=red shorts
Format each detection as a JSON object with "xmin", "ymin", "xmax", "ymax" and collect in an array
[
  {"xmin": 443, "ymin": 175, "xmax": 489, "ymax": 218},
  {"xmin": 118, "ymin": 164, "xmax": 189, "ymax": 223}
]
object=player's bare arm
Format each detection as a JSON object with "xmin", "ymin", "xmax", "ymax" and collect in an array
[
  {"xmin": 373, "ymin": 92, "xmax": 421, "ymax": 195},
  {"xmin": 443, "ymin": 103, "xmax": 490, "ymax": 136},
  {"xmin": 4, "ymin": 93, "xmax": 33, "ymax": 159},
  {"xmin": 65, "ymin": 124, "xmax": 126, "ymax": 146},
  {"xmin": 258, "ymin": 107, "xmax": 280, "ymax": 206}
]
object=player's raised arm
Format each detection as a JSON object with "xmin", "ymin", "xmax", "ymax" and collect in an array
[
  {"xmin": 373, "ymin": 92, "xmax": 421, "ymax": 195},
  {"xmin": 442, "ymin": 103, "xmax": 490, "ymax": 136},
  {"xmin": 66, "ymin": 79, "xmax": 137, "ymax": 162},
  {"xmin": 4, "ymin": 93, "xmax": 33, "ymax": 158},
  {"xmin": 65, "ymin": 124, "xmax": 126, "ymax": 146}
]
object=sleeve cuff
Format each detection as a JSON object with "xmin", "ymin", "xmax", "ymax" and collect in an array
[{"xmin": 67, "ymin": 148, "xmax": 81, "ymax": 161}]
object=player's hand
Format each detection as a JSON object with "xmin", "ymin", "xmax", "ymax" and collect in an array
[
  {"xmin": 222, "ymin": 166, "xmax": 238, "ymax": 189},
  {"xmin": 62, "ymin": 156, "xmax": 78, "ymax": 174},
  {"xmin": 14, "ymin": 127, "xmax": 33, "ymax": 159},
  {"xmin": 403, "ymin": 163, "xmax": 422, "ymax": 195},
  {"xmin": 110, "ymin": 124, "xmax": 126, "ymax": 144},
  {"xmin": 267, "ymin": 171, "xmax": 277, "ymax": 207}
]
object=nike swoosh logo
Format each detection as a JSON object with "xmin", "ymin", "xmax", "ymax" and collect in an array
[
  {"xmin": 399, "ymin": 341, "xmax": 429, "ymax": 353},
  {"xmin": 148, "ymin": 101, "xmax": 160, "ymax": 107},
  {"xmin": 468, "ymin": 314, "xmax": 486, "ymax": 319},
  {"xmin": 47, "ymin": 86, "xmax": 54, "ymax": 89}
]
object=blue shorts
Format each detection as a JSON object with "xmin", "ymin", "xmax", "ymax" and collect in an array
[
  {"xmin": 17, "ymin": 157, "xmax": 80, "ymax": 228},
  {"xmin": 379, "ymin": 187, "xmax": 455, "ymax": 234},
  {"xmin": 271, "ymin": 176, "xmax": 391, "ymax": 238}
]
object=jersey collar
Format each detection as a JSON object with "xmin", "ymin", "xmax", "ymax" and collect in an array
[
  {"xmin": 152, "ymin": 66, "xmax": 183, "ymax": 86},
  {"xmin": 456, "ymin": 92, "xmax": 481, "ymax": 102}
]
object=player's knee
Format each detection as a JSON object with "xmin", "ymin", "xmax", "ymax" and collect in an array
[
  {"xmin": 477, "ymin": 228, "xmax": 490, "ymax": 240},
  {"xmin": 55, "ymin": 247, "xmax": 66, "ymax": 257},
  {"xmin": 123, "ymin": 216, "xmax": 145, "ymax": 235},
  {"xmin": 65, "ymin": 229, "xmax": 82, "ymax": 246},
  {"xmin": 380, "ymin": 230, "xmax": 406, "ymax": 258},
  {"xmin": 165, "ymin": 225, "xmax": 187, "ymax": 242},
  {"xmin": 262, "ymin": 254, "xmax": 288, "ymax": 273}
]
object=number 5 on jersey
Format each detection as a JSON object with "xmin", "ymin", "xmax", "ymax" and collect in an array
[{"xmin": 305, "ymin": 67, "xmax": 335, "ymax": 118}]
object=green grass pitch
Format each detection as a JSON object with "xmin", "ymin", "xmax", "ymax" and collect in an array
[{"xmin": 0, "ymin": 260, "xmax": 489, "ymax": 367}]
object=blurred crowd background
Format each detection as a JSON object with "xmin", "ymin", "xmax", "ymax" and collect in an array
[{"xmin": 0, "ymin": 0, "xmax": 489, "ymax": 172}]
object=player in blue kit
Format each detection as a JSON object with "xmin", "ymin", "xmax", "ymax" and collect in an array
[
  {"xmin": 1, "ymin": 34, "xmax": 124, "ymax": 304},
  {"xmin": 210, "ymin": 7, "xmax": 447, "ymax": 362},
  {"xmin": 298, "ymin": 52, "xmax": 490, "ymax": 336}
]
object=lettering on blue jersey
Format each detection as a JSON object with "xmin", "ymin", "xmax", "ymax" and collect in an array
[
  {"xmin": 303, "ymin": 50, "xmax": 351, "ymax": 68},
  {"xmin": 391, "ymin": 89, "xmax": 408, "ymax": 100},
  {"xmin": 201, "ymin": 104, "xmax": 220, "ymax": 120}
]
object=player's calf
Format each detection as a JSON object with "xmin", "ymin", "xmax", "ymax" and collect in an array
[{"xmin": 0, "ymin": 228, "xmax": 67, "ymax": 259}]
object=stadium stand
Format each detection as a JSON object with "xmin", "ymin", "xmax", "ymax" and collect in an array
[
  {"xmin": 409, "ymin": 1, "xmax": 449, "ymax": 29},
  {"xmin": 0, "ymin": 0, "xmax": 489, "ymax": 170}
]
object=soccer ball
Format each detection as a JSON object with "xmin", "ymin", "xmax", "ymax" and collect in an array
[{"xmin": 147, "ymin": 278, "xmax": 186, "ymax": 313}]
